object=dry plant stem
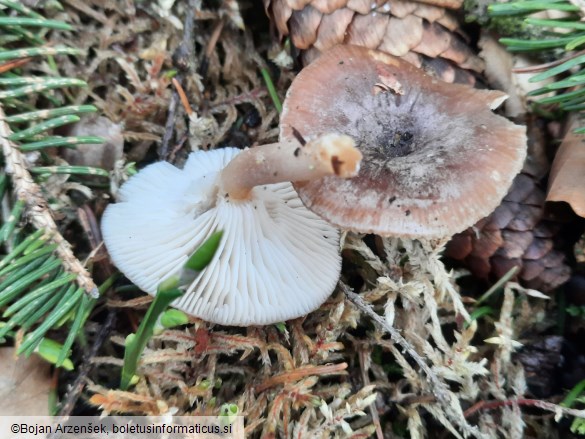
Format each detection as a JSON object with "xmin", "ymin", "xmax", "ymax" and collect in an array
[
  {"xmin": 464, "ymin": 398, "xmax": 585, "ymax": 419},
  {"xmin": 160, "ymin": 0, "xmax": 197, "ymax": 160},
  {"xmin": 343, "ymin": 281, "xmax": 485, "ymax": 438},
  {"xmin": 0, "ymin": 107, "xmax": 99, "ymax": 297},
  {"xmin": 220, "ymin": 134, "xmax": 361, "ymax": 200},
  {"xmin": 159, "ymin": 81, "xmax": 180, "ymax": 161},
  {"xmin": 358, "ymin": 349, "xmax": 384, "ymax": 439},
  {"xmin": 77, "ymin": 206, "xmax": 102, "ymax": 251},
  {"xmin": 205, "ymin": 18, "xmax": 225, "ymax": 59},
  {"xmin": 0, "ymin": 57, "xmax": 31, "ymax": 74},
  {"xmin": 172, "ymin": 78, "xmax": 193, "ymax": 116},
  {"xmin": 512, "ymin": 49, "xmax": 585, "ymax": 73},
  {"xmin": 255, "ymin": 362, "xmax": 348, "ymax": 392}
]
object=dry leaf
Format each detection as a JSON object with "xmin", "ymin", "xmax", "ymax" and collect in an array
[
  {"xmin": 547, "ymin": 115, "xmax": 585, "ymax": 217},
  {"xmin": 0, "ymin": 348, "xmax": 51, "ymax": 416},
  {"xmin": 478, "ymin": 34, "xmax": 523, "ymax": 118},
  {"xmin": 479, "ymin": 33, "xmax": 554, "ymax": 118}
]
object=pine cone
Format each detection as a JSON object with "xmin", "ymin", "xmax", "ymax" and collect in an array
[
  {"xmin": 445, "ymin": 172, "xmax": 571, "ymax": 293},
  {"xmin": 263, "ymin": 0, "xmax": 485, "ymax": 84}
]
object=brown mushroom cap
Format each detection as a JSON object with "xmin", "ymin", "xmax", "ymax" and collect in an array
[{"xmin": 280, "ymin": 45, "xmax": 527, "ymax": 239}]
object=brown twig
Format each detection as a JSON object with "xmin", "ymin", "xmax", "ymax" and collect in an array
[
  {"xmin": 159, "ymin": 0, "xmax": 197, "ymax": 161},
  {"xmin": 0, "ymin": 106, "xmax": 99, "ymax": 297},
  {"xmin": 172, "ymin": 78, "xmax": 193, "ymax": 116},
  {"xmin": 255, "ymin": 363, "xmax": 348, "ymax": 393},
  {"xmin": 205, "ymin": 18, "xmax": 225, "ymax": 59},
  {"xmin": 513, "ymin": 49, "xmax": 585, "ymax": 74},
  {"xmin": 77, "ymin": 206, "xmax": 102, "ymax": 251},
  {"xmin": 159, "ymin": 80, "xmax": 180, "ymax": 161}
]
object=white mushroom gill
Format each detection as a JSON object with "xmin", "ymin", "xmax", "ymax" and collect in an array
[{"xmin": 101, "ymin": 147, "xmax": 342, "ymax": 326}]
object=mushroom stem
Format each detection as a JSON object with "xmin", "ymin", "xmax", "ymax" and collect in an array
[{"xmin": 220, "ymin": 133, "xmax": 361, "ymax": 200}]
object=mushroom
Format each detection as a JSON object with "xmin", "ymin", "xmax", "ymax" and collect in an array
[
  {"xmin": 280, "ymin": 45, "xmax": 528, "ymax": 239},
  {"xmin": 101, "ymin": 134, "xmax": 361, "ymax": 326}
]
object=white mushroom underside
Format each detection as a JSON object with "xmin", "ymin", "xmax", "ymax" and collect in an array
[{"xmin": 101, "ymin": 148, "xmax": 342, "ymax": 326}]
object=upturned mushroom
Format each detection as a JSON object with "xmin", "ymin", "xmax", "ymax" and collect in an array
[
  {"xmin": 101, "ymin": 134, "xmax": 361, "ymax": 326},
  {"xmin": 280, "ymin": 45, "xmax": 528, "ymax": 239}
]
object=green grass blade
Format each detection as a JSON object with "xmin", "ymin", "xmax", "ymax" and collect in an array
[
  {"xmin": 260, "ymin": 67, "xmax": 282, "ymax": 114},
  {"xmin": 476, "ymin": 266, "xmax": 519, "ymax": 306},
  {"xmin": 120, "ymin": 232, "xmax": 223, "ymax": 389},
  {"xmin": 185, "ymin": 231, "xmax": 223, "ymax": 271},
  {"xmin": 464, "ymin": 306, "xmax": 495, "ymax": 329},
  {"xmin": 36, "ymin": 338, "xmax": 74, "ymax": 371},
  {"xmin": 120, "ymin": 283, "xmax": 183, "ymax": 390},
  {"xmin": 562, "ymin": 379, "xmax": 585, "ymax": 407}
]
